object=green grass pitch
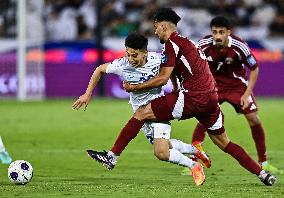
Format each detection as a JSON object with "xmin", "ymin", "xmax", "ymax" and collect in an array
[{"xmin": 0, "ymin": 98, "xmax": 283, "ymax": 197}]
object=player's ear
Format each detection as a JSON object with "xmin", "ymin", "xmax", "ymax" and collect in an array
[{"xmin": 227, "ymin": 29, "xmax": 231, "ymax": 35}]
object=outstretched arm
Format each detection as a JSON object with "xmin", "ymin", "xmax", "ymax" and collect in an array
[
  {"xmin": 123, "ymin": 67, "xmax": 174, "ymax": 92},
  {"xmin": 72, "ymin": 63, "xmax": 109, "ymax": 110},
  {"xmin": 241, "ymin": 66, "xmax": 259, "ymax": 109}
]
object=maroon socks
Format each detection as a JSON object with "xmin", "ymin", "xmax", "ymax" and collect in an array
[
  {"xmin": 224, "ymin": 141, "xmax": 262, "ymax": 175},
  {"xmin": 111, "ymin": 117, "xmax": 144, "ymax": 156}
]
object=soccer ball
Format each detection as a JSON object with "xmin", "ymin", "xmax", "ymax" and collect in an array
[{"xmin": 8, "ymin": 160, "xmax": 33, "ymax": 185}]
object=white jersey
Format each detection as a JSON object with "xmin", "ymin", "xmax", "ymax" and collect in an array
[{"xmin": 106, "ymin": 52, "xmax": 163, "ymax": 106}]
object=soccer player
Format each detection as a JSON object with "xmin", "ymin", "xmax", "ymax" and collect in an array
[
  {"xmin": 86, "ymin": 8, "xmax": 276, "ymax": 186},
  {"xmin": 0, "ymin": 136, "xmax": 12, "ymax": 164},
  {"xmin": 191, "ymin": 16, "xmax": 282, "ymax": 174},
  {"xmin": 72, "ymin": 32, "xmax": 210, "ymax": 186}
]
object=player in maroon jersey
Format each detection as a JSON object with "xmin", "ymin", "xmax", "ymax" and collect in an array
[
  {"xmin": 87, "ymin": 8, "xmax": 276, "ymax": 186},
  {"xmin": 191, "ymin": 16, "xmax": 282, "ymax": 175}
]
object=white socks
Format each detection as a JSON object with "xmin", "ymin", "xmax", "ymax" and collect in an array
[
  {"xmin": 0, "ymin": 136, "xmax": 6, "ymax": 153},
  {"xmin": 170, "ymin": 139, "xmax": 197, "ymax": 154},
  {"xmin": 168, "ymin": 149, "xmax": 196, "ymax": 169}
]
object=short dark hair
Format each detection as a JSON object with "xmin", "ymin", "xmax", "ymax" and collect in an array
[
  {"xmin": 153, "ymin": 8, "xmax": 181, "ymax": 25},
  {"xmin": 125, "ymin": 32, "xmax": 148, "ymax": 50},
  {"xmin": 210, "ymin": 16, "xmax": 231, "ymax": 29}
]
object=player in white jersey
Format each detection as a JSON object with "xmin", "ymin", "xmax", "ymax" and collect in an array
[{"xmin": 72, "ymin": 33, "xmax": 211, "ymax": 173}]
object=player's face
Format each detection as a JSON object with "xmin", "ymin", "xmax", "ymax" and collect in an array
[
  {"xmin": 125, "ymin": 47, "xmax": 147, "ymax": 67},
  {"xmin": 153, "ymin": 21, "xmax": 167, "ymax": 44},
  {"xmin": 211, "ymin": 26, "xmax": 231, "ymax": 48}
]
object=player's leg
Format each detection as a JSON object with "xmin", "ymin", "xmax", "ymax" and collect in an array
[
  {"xmin": 229, "ymin": 90, "xmax": 282, "ymax": 174},
  {"xmin": 199, "ymin": 106, "xmax": 276, "ymax": 185},
  {"xmin": 191, "ymin": 123, "xmax": 207, "ymax": 143},
  {"xmin": 152, "ymin": 128, "xmax": 205, "ymax": 186},
  {"xmin": 208, "ymin": 131, "xmax": 276, "ymax": 185},
  {"xmin": 87, "ymin": 95, "xmax": 165, "ymax": 169},
  {"xmin": 0, "ymin": 136, "xmax": 12, "ymax": 164},
  {"xmin": 245, "ymin": 111, "xmax": 283, "ymax": 174}
]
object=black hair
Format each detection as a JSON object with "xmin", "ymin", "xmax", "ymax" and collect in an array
[
  {"xmin": 153, "ymin": 8, "xmax": 181, "ymax": 25},
  {"xmin": 210, "ymin": 16, "xmax": 231, "ymax": 29},
  {"xmin": 125, "ymin": 32, "xmax": 148, "ymax": 50}
]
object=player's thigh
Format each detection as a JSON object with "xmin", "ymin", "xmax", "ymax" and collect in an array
[
  {"xmin": 151, "ymin": 92, "xmax": 180, "ymax": 121},
  {"xmin": 195, "ymin": 93, "xmax": 225, "ymax": 135},
  {"xmin": 134, "ymin": 103, "xmax": 156, "ymax": 120},
  {"xmin": 219, "ymin": 89, "xmax": 258, "ymax": 114}
]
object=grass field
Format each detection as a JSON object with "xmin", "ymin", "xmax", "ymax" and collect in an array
[{"xmin": 0, "ymin": 98, "xmax": 283, "ymax": 197}]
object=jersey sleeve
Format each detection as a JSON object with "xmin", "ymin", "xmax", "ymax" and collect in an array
[
  {"xmin": 160, "ymin": 41, "xmax": 177, "ymax": 68},
  {"xmin": 238, "ymin": 42, "xmax": 258, "ymax": 70},
  {"xmin": 105, "ymin": 57, "xmax": 127, "ymax": 76}
]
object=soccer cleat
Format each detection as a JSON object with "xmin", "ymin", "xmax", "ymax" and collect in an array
[
  {"xmin": 191, "ymin": 162, "xmax": 206, "ymax": 186},
  {"xmin": 261, "ymin": 162, "xmax": 283, "ymax": 175},
  {"xmin": 86, "ymin": 150, "xmax": 116, "ymax": 170},
  {"xmin": 258, "ymin": 171, "xmax": 277, "ymax": 186},
  {"xmin": 0, "ymin": 151, "xmax": 12, "ymax": 164},
  {"xmin": 192, "ymin": 141, "xmax": 211, "ymax": 168}
]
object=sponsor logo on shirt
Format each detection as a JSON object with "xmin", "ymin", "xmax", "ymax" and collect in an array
[{"xmin": 247, "ymin": 55, "xmax": 256, "ymax": 66}]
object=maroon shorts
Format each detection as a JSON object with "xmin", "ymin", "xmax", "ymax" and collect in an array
[
  {"xmin": 218, "ymin": 87, "xmax": 258, "ymax": 114},
  {"xmin": 151, "ymin": 91, "xmax": 224, "ymax": 135}
]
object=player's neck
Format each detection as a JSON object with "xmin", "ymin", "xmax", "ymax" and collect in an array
[{"xmin": 217, "ymin": 38, "xmax": 229, "ymax": 50}]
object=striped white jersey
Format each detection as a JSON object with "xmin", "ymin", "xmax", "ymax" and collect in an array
[{"xmin": 106, "ymin": 52, "xmax": 163, "ymax": 106}]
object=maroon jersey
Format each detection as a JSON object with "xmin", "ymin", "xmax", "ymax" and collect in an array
[
  {"xmin": 160, "ymin": 32, "xmax": 216, "ymax": 95},
  {"xmin": 198, "ymin": 34, "xmax": 258, "ymax": 90}
]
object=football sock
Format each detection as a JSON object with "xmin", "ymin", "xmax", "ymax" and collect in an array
[
  {"xmin": 251, "ymin": 123, "xmax": 267, "ymax": 163},
  {"xmin": 224, "ymin": 141, "xmax": 262, "ymax": 175},
  {"xmin": 191, "ymin": 123, "xmax": 207, "ymax": 143},
  {"xmin": 111, "ymin": 117, "xmax": 144, "ymax": 156},
  {"xmin": 170, "ymin": 139, "xmax": 197, "ymax": 154},
  {"xmin": 168, "ymin": 149, "xmax": 196, "ymax": 169},
  {"xmin": 0, "ymin": 136, "xmax": 6, "ymax": 152}
]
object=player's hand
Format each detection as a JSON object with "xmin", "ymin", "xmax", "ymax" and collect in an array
[
  {"xmin": 123, "ymin": 81, "xmax": 136, "ymax": 92},
  {"xmin": 240, "ymin": 94, "xmax": 250, "ymax": 110},
  {"xmin": 72, "ymin": 94, "xmax": 91, "ymax": 111}
]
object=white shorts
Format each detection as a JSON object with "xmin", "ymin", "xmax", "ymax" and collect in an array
[{"xmin": 132, "ymin": 104, "xmax": 171, "ymax": 144}]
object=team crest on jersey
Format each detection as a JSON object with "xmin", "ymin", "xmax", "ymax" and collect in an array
[
  {"xmin": 161, "ymin": 53, "xmax": 168, "ymax": 64},
  {"xmin": 247, "ymin": 55, "xmax": 256, "ymax": 66}
]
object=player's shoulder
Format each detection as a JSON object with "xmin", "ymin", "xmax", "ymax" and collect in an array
[
  {"xmin": 198, "ymin": 35, "xmax": 213, "ymax": 48},
  {"xmin": 230, "ymin": 34, "xmax": 251, "ymax": 56},
  {"xmin": 167, "ymin": 32, "xmax": 187, "ymax": 45}
]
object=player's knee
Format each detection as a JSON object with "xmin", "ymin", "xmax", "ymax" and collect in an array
[
  {"xmin": 246, "ymin": 114, "xmax": 261, "ymax": 126},
  {"xmin": 154, "ymin": 148, "xmax": 169, "ymax": 161}
]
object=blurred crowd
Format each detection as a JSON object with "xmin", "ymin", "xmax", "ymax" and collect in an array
[{"xmin": 0, "ymin": 0, "xmax": 284, "ymax": 41}]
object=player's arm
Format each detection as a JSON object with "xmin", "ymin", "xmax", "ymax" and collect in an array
[
  {"xmin": 72, "ymin": 63, "xmax": 109, "ymax": 110},
  {"xmin": 241, "ymin": 66, "xmax": 259, "ymax": 109},
  {"xmin": 170, "ymin": 73, "xmax": 179, "ymax": 93},
  {"xmin": 123, "ymin": 67, "xmax": 174, "ymax": 92}
]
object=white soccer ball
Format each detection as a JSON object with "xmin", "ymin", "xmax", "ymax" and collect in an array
[{"xmin": 8, "ymin": 160, "xmax": 33, "ymax": 185}]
